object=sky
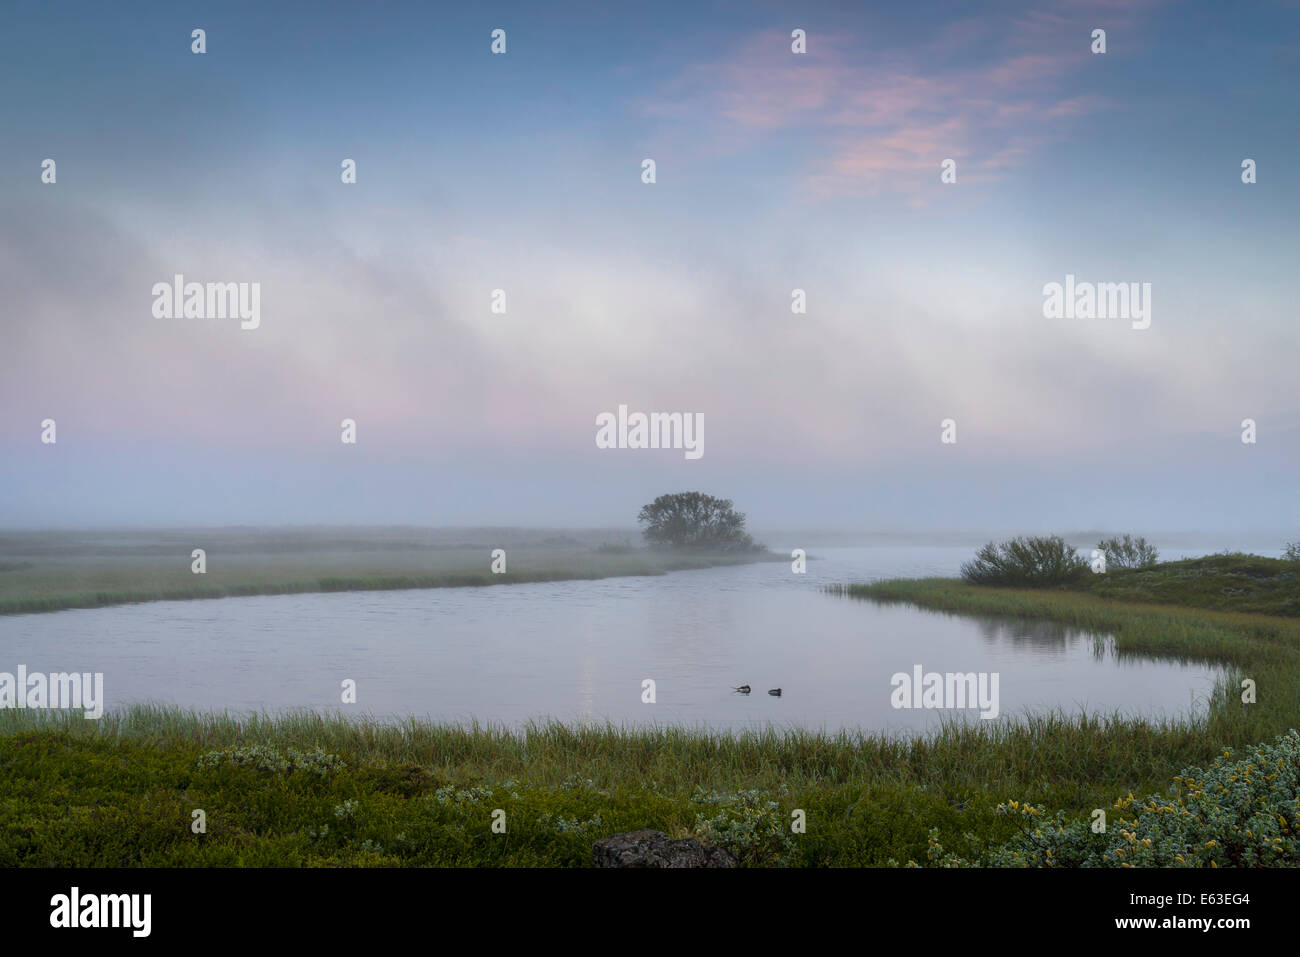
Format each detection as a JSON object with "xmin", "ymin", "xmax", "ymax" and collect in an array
[{"xmin": 1, "ymin": 0, "xmax": 1297, "ymax": 535}]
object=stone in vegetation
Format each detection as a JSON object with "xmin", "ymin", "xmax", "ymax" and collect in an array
[{"xmin": 592, "ymin": 829, "xmax": 738, "ymax": 868}]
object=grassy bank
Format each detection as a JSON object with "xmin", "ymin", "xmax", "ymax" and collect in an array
[
  {"xmin": 0, "ymin": 704, "xmax": 1267, "ymax": 867},
  {"xmin": 1075, "ymin": 552, "xmax": 1299, "ymax": 618},
  {"xmin": 828, "ymin": 559, "xmax": 1300, "ymax": 755},
  {"xmin": 0, "ymin": 527, "xmax": 774, "ymax": 616},
  {"xmin": 3, "ymin": 665, "xmax": 1297, "ymax": 866}
]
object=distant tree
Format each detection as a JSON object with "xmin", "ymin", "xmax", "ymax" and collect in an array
[
  {"xmin": 1096, "ymin": 534, "xmax": 1160, "ymax": 570},
  {"xmin": 1285, "ymin": 541, "xmax": 1300, "ymax": 563},
  {"xmin": 637, "ymin": 492, "xmax": 760, "ymax": 552}
]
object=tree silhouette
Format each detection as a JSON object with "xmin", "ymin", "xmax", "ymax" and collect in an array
[{"xmin": 637, "ymin": 492, "xmax": 759, "ymax": 552}]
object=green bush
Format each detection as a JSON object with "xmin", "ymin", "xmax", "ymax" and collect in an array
[
  {"xmin": 1096, "ymin": 534, "xmax": 1159, "ymax": 570},
  {"xmin": 197, "ymin": 744, "xmax": 347, "ymax": 777},
  {"xmin": 690, "ymin": 786, "xmax": 796, "ymax": 866},
  {"xmin": 916, "ymin": 730, "xmax": 1300, "ymax": 867},
  {"xmin": 960, "ymin": 536, "xmax": 1088, "ymax": 586}
]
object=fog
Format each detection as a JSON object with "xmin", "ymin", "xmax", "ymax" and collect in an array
[{"xmin": 2, "ymin": 1, "xmax": 1295, "ymax": 538}]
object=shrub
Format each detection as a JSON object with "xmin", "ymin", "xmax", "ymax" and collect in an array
[
  {"xmin": 960, "ymin": 536, "xmax": 1088, "ymax": 586},
  {"xmin": 690, "ymin": 786, "xmax": 796, "ymax": 866},
  {"xmin": 914, "ymin": 730, "xmax": 1300, "ymax": 867},
  {"xmin": 196, "ymin": 744, "xmax": 347, "ymax": 776},
  {"xmin": 427, "ymin": 784, "xmax": 497, "ymax": 806},
  {"xmin": 1096, "ymin": 534, "xmax": 1160, "ymax": 570},
  {"xmin": 1284, "ymin": 542, "xmax": 1300, "ymax": 562}
]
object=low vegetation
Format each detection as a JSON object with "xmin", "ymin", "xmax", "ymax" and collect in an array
[
  {"xmin": 919, "ymin": 730, "xmax": 1300, "ymax": 867},
  {"xmin": 1077, "ymin": 552, "xmax": 1300, "ymax": 618},
  {"xmin": 6, "ymin": 703, "xmax": 1293, "ymax": 867}
]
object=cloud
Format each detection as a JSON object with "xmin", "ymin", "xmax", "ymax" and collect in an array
[{"xmin": 641, "ymin": 2, "xmax": 1163, "ymax": 198}]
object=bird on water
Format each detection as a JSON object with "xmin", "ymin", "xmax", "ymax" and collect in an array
[
  {"xmin": 768, "ymin": 688, "xmax": 782, "ymax": 696},
  {"xmin": 733, "ymin": 684, "xmax": 751, "ymax": 694}
]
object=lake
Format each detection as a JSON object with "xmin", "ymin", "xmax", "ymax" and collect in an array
[{"xmin": 0, "ymin": 545, "xmax": 1225, "ymax": 732}]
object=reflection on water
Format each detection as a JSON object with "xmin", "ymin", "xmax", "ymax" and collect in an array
[{"xmin": 0, "ymin": 546, "xmax": 1224, "ymax": 732}]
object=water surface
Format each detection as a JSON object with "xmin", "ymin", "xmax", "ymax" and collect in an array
[{"xmin": 0, "ymin": 546, "xmax": 1224, "ymax": 732}]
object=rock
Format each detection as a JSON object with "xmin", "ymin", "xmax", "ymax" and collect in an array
[{"xmin": 592, "ymin": 829, "xmax": 738, "ymax": 868}]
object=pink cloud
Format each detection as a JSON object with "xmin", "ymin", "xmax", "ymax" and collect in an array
[{"xmin": 642, "ymin": 1, "xmax": 1163, "ymax": 198}]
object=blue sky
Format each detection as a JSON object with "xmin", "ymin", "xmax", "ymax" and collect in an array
[{"xmin": 1, "ymin": 0, "xmax": 1297, "ymax": 534}]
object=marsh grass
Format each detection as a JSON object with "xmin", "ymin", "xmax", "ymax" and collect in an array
[
  {"xmin": 0, "ymin": 680, "xmax": 1283, "ymax": 867},
  {"xmin": 0, "ymin": 703, "xmax": 1225, "ymax": 792},
  {"xmin": 0, "ymin": 702, "xmax": 1244, "ymax": 867}
]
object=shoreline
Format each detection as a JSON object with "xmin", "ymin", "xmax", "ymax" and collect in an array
[
  {"xmin": 0, "ymin": 550, "xmax": 781, "ymax": 617},
  {"xmin": 4, "ymin": 565, "xmax": 1297, "ymax": 865}
]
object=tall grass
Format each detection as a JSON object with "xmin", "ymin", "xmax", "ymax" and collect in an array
[{"xmin": 0, "ymin": 696, "xmax": 1256, "ymax": 800}]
